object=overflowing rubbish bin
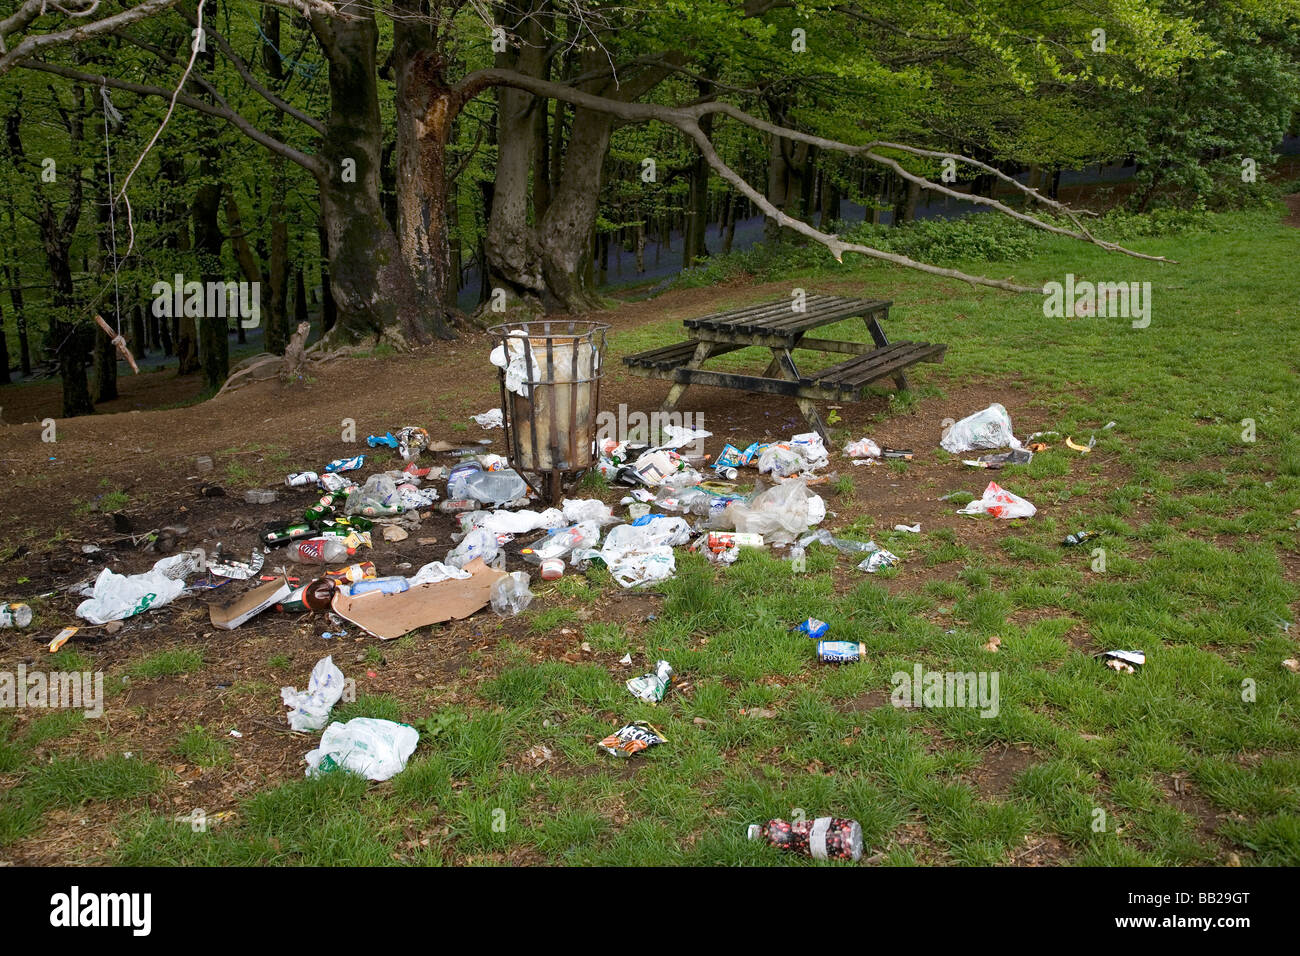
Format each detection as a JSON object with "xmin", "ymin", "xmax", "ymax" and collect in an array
[{"xmin": 489, "ymin": 320, "xmax": 609, "ymax": 503}]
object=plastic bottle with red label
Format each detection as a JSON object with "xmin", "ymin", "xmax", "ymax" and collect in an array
[{"xmin": 747, "ymin": 817, "xmax": 863, "ymax": 861}]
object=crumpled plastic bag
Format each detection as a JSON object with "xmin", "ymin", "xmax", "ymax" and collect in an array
[
  {"xmin": 844, "ymin": 437, "xmax": 882, "ymax": 458},
  {"xmin": 466, "ymin": 508, "xmax": 564, "ymax": 535},
  {"xmin": 305, "ymin": 717, "xmax": 419, "ymax": 781},
  {"xmin": 941, "ymin": 403, "xmax": 1021, "ymax": 454},
  {"xmin": 281, "ymin": 656, "xmax": 346, "ymax": 732},
  {"xmin": 607, "ymin": 546, "xmax": 676, "ymax": 589},
  {"xmin": 756, "ymin": 443, "xmax": 806, "ymax": 478},
  {"xmin": 75, "ymin": 554, "xmax": 194, "ymax": 624},
  {"xmin": 490, "ymin": 331, "xmax": 541, "ymax": 397},
  {"xmin": 561, "ymin": 498, "xmax": 615, "ymax": 525},
  {"xmin": 346, "ymin": 474, "xmax": 402, "ymax": 517},
  {"xmin": 471, "ymin": 408, "xmax": 503, "ymax": 429},
  {"xmin": 727, "ymin": 478, "xmax": 825, "ymax": 544},
  {"xmin": 656, "ymin": 425, "xmax": 713, "ymax": 449},
  {"xmin": 957, "ymin": 481, "xmax": 1037, "ymax": 519},
  {"xmin": 407, "ymin": 561, "xmax": 471, "ymax": 586},
  {"xmin": 490, "ymin": 571, "xmax": 534, "ymax": 616},
  {"xmin": 601, "ymin": 516, "xmax": 692, "ymax": 554},
  {"xmin": 790, "ymin": 432, "xmax": 829, "ymax": 470},
  {"xmin": 446, "ymin": 526, "xmax": 502, "ymax": 569}
]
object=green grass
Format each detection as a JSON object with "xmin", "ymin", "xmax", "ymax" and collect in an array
[{"xmin": 10, "ymin": 202, "xmax": 1300, "ymax": 866}]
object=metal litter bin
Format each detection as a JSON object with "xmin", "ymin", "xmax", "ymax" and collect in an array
[{"xmin": 489, "ymin": 320, "xmax": 608, "ymax": 504}]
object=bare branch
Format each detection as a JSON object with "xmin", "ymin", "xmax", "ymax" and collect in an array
[
  {"xmin": 0, "ymin": 0, "xmax": 180, "ymax": 75},
  {"xmin": 458, "ymin": 68, "xmax": 1163, "ymax": 291}
]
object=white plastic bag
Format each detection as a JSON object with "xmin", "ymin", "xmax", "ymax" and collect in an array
[
  {"xmin": 941, "ymin": 403, "xmax": 1021, "ymax": 453},
  {"xmin": 281, "ymin": 656, "xmax": 346, "ymax": 732},
  {"xmin": 445, "ymin": 526, "xmax": 501, "ymax": 569},
  {"xmin": 469, "ymin": 508, "xmax": 564, "ymax": 535},
  {"xmin": 407, "ymin": 561, "xmax": 471, "ymax": 586},
  {"xmin": 561, "ymin": 498, "xmax": 614, "ymax": 525},
  {"xmin": 790, "ymin": 432, "xmax": 829, "ymax": 470},
  {"xmin": 844, "ymin": 437, "xmax": 881, "ymax": 458},
  {"xmin": 75, "ymin": 556, "xmax": 192, "ymax": 624},
  {"xmin": 489, "ymin": 331, "xmax": 541, "ymax": 397},
  {"xmin": 607, "ymin": 546, "xmax": 676, "ymax": 588},
  {"xmin": 471, "ymin": 408, "xmax": 503, "ymax": 429},
  {"xmin": 957, "ymin": 481, "xmax": 1037, "ymax": 519},
  {"xmin": 305, "ymin": 718, "xmax": 419, "ymax": 781},
  {"xmin": 601, "ymin": 517, "xmax": 692, "ymax": 554}
]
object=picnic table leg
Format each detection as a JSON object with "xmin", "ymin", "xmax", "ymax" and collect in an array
[
  {"xmin": 865, "ymin": 312, "xmax": 909, "ymax": 391},
  {"xmin": 662, "ymin": 340, "xmax": 716, "ymax": 412},
  {"xmin": 760, "ymin": 331, "xmax": 805, "ymax": 378},
  {"xmin": 773, "ymin": 348, "xmax": 829, "ymax": 443}
]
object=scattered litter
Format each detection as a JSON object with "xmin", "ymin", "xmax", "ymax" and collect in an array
[
  {"xmin": 893, "ymin": 523, "xmax": 920, "ymax": 534},
  {"xmin": 324, "ymin": 455, "xmax": 366, "ymax": 473},
  {"xmin": 794, "ymin": 618, "xmax": 830, "ymax": 639},
  {"xmin": 619, "ymin": 653, "xmax": 633, "ymax": 665},
  {"xmin": 0, "ymin": 602, "xmax": 32, "ymax": 629},
  {"xmin": 598, "ymin": 721, "xmax": 666, "ymax": 757},
  {"xmin": 281, "ymin": 656, "xmax": 347, "ymax": 732},
  {"xmin": 228, "ymin": 730, "xmax": 243, "ymax": 738},
  {"xmin": 47, "ymin": 627, "xmax": 77, "ymax": 653},
  {"xmin": 749, "ymin": 817, "xmax": 863, "ymax": 861},
  {"xmin": 332, "ymin": 557, "xmax": 505, "ymax": 639},
  {"xmin": 1099, "ymin": 649, "xmax": 1145, "ymax": 674},
  {"xmin": 956, "ymin": 481, "xmax": 1037, "ymax": 519},
  {"xmin": 728, "ymin": 478, "xmax": 825, "ymax": 544},
  {"xmin": 471, "ymin": 408, "xmax": 503, "ymax": 429},
  {"xmin": 305, "ymin": 717, "xmax": 419, "ymax": 780},
  {"xmin": 1063, "ymin": 530, "xmax": 1100, "ymax": 546},
  {"xmin": 521, "ymin": 744, "xmax": 554, "ymax": 768},
  {"xmin": 962, "ymin": 448, "xmax": 1033, "ymax": 469},
  {"xmin": 210, "ymin": 576, "xmax": 293, "ymax": 630},
  {"xmin": 1065, "ymin": 436, "xmax": 1094, "ymax": 454},
  {"xmin": 626, "ymin": 660, "xmax": 674, "ymax": 703},
  {"xmin": 941, "ymin": 403, "xmax": 1021, "ymax": 453},
  {"xmin": 382, "ymin": 525, "xmax": 409, "ymax": 543},
  {"xmin": 857, "ymin": 549, "xmax": 898, "ymax": 573},
  {"xmin": 798, "ymin": 529, "xmax": 878, "ymax": 555},
  {"xmin": 817, "ymin": 640, "xmax": 865, "ymax": 663},
  {"xmin": 208, "ymin": 549, "xmax": 265, "ymax": 580},
  {"xmin": 1282, "ymin": 659, "xmax": 1300, "ymax": 673},
  {"xmin": 983, "ymin": 636, "xmax": 1002, "ymax": 653}
]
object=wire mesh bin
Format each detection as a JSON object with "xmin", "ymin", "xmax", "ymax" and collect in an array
[{"xmin": 488, "ymin": 320, "xmax": 609, "ymax": 504}]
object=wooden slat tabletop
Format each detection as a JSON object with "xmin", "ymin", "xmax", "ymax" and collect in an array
[{"xmin": 682, "ymin": 294, "xmax": 891, "ymax": 340}]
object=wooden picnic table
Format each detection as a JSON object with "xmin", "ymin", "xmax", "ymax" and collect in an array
[{"xmin": 622, "ymin": 294, "xmax": 946, "ymax": 441}]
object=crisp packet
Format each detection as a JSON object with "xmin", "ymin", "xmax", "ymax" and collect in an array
[
  {"xmin": 794, "ymin": 617, "xmax": 829, "ymax": 639},
  {"xmin": 597, "ymin": 721, "xmax": 667, "ymax": 756},
  {"xmin": 857, "ymin": 549, "xmax": 899, "ymax": 573},
  {"xmin": 626, "ymin": 660, "xmax": 674, "ymax": 703},
  {"xmin": 739, "ymin": 442, "xmax": 769, "ymax": 465},
  {"xmin": 714, "ymin": 443, "xmax": 744, "ymax": 472}
]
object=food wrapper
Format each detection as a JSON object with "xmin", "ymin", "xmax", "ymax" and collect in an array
[
  {"xmin": 626, "ymin": 661, "xmax": 674, "ymax": 703},
  {"xmin": 597, "ymin": 720, "xmax": 666, "ymax": 756}
]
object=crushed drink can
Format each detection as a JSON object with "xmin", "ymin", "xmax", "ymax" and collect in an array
[
  {"xmin": 748, "ymin": 817, "xmax": 863, "ymax": 861},
  {"xmin": 795, "ymin": 618, "xmax": 829, "ymax": 639},
  {"xmin": 1063, "ymin": 530, "xmax": 1100, "ymax": 547},
  {"xmin": 626, "ymin": 660, "xmax": 674, "ymax": 703},
  {"xmin": 858, "ymin": 549, "xmax": 898, "ymax": 573},
  {"xmin": 286, "ymin": 471, "xmax": 319, "ymax": 488},
  {"xmin": 817, "ymin": 640, "xmax": 865, "ymax": 663},
  {"xmin": 597, "ymin": 721, "xmax": 666, "ymax": 757}
]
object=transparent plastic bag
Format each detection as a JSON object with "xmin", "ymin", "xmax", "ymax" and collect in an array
[
  {"xmin": 346, "ymin": 474, "xmax": 402, "ymax": 517},
  {"xmin": 446, "ymin": 526, "xmax": 501, "ymax": 569},
  {"xmin": 728, "ymin": 479, "xmax": 821, "ymax": 544},
  {"xmin": 490, "ymin": 571, "xmax": 535, "ymax": 616},
  {"xmin": 941, "ymin": 403, "xmax": 1021, "ymax": 454}
]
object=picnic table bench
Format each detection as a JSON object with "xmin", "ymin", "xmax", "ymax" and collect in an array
[{"xmin": 622, "ymin": 294, "xmax": 946, "ymax": 441}]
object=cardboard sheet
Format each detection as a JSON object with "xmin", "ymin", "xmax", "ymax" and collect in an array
[
  {"xmin": 210, "ymin": 576, "xmax": 293, "ymax": 630},
  {"xmin": 329, "ymin": 558, "xmax": 505, "ymax": 640}
]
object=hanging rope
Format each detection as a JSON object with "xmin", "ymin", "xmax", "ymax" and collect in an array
[{"xmin": 96, "ymin": 82, "xmax": 138, "ymax": 374}]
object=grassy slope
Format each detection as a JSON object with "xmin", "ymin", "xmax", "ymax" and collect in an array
[{"xmin": 2, "ymin": 206, "xmax": 1298, "ymax": 866}]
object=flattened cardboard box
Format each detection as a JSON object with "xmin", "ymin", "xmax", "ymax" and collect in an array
[
  {"xmin": 330, "ymin": 558, "xmax": 505, "ymax": 640},
  {"xmin": 210, "ymin": 576, "xmax": 293, "ymax": 630}
]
